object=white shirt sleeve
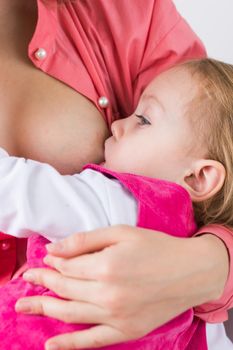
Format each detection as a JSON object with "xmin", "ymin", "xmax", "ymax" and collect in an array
[{"xmin": 0, "ymin": 148, "xmax": 137, "ymax": 242}]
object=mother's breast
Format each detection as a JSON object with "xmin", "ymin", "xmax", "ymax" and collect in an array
[{"xmin": 0, "ymin": 59, "xmax": 110, "ymax": 174}]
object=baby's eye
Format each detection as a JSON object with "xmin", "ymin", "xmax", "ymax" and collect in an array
[{"xmin": 135, "ymin": 114, "xmax": 151, "ymax": 125}]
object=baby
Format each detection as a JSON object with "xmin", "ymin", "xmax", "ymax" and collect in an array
[{"xmin": 0, "ymin": 58, "xmax": 232, "ymax": 349}]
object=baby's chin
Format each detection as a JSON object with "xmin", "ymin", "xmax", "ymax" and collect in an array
[
  {"xmin": 100, "ymin": 160, "xmax": 115, "ymax": 171},
  {"xmin": 101, "ymin": 160, "xmax": 113, "ymax": 170},
  {"xmin": 100, "ymin": 161, "xmax": 125, "ymax": 175}
]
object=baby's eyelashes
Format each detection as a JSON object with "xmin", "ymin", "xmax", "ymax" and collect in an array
[{"xmin": 135, "ymin": 114, "xmax": 151, "ymax": 125}]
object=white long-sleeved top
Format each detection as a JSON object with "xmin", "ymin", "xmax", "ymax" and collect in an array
[
  {"xmin": 0, "ymin": 148, "xmax": 136, "ymax": 242},
  {"xmin": 0, "ymin": 147, "xmax": 231, "ymax": 349}
]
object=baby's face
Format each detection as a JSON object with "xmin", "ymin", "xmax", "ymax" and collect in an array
[{"xmin": 104, "ymin": 67, "xmax": 206, "ymax": 184}]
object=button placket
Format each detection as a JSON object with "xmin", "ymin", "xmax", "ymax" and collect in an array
[
  {"xmin": 1, "ymin": 241, "xmax": 11, "ymax": 251},
  {"xmin": 98, "ymin": 96, "xmax": 109, "ymax": 108},
  {"xmin": 34, "ymin": 48, "xmax": 47, "ymax": 61}
]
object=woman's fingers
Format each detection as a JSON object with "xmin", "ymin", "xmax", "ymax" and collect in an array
[
  {"xmin": 43, "ymin": 253, "xmax": 103, "ymax": 280},
  {"xmin": 15, "ymin": 228, "xmax": 199, "ymax": 348},
  {"xmin": 15, "ymin": 296, "xmax": 106, "ymax": 324},
  {"xmin": 45, "ymin": 225, "xmax": 134, "ymax": 258},
  {"xmin": 45, "ymin": 325, "xmax": 127, "ymax": 350},
  {"xmin": 22, "ymin": 268, "xmax": 101, "ymax": 303}
]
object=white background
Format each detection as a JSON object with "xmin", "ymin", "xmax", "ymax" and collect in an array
[
  {"xmin": 173, "ymin": 0, "xmax": 233, "ymax": 341},
  {"xmin": 173, "ymin": 0, "xmax": 233, "ymax": 64}
]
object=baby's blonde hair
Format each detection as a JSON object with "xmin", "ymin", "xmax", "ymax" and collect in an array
[{"xmin": 181, "ymin": 58, "xmax": 233, "ymax": 228}]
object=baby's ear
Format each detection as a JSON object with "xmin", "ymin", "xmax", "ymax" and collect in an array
[{"xmin": 182, "ymin": 160, "xmax": 226, "ymax": 202}]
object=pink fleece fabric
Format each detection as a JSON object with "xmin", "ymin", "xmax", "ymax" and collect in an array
[{"xmin": 0, "ymin": 165, "xmax": 207, "ymax": 349}]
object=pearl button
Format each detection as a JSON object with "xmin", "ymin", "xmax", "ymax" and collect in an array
[
  {"xmin": 1, "ymin": 241, "xmax": 10, "ymax": 251},
  {"xmin": 35, "ymin": 48, "xmax": 47, "ymax": 61},
  {"xmin": 98, "ymin": 96, "xmax": 109, "ymax": 108}
]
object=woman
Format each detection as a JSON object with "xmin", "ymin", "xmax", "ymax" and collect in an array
[{"xmin": 0, "ymin": 0, "xmax": 231, "ymax": 349}]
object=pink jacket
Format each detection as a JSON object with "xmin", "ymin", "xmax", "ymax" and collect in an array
[{"xmin": 0, "ymin": 165, "xmax": 207, "ymax": 349}]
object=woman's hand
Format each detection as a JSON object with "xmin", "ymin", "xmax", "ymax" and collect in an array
[{"xmin": 15, "ymin": 225, "xmax": 229, "ymax": 350}]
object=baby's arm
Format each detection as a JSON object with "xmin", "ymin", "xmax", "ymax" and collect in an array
[{"xmin": 0, "ymin": 148, "xmax": 136, "ymax": 242}]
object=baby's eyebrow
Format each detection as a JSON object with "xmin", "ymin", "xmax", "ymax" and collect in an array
[{"xmin": 141, "ymin": 94, "xmax": 165, "ymax": 112}]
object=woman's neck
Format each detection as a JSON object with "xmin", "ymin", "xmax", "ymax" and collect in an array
[
  {"xmin": 0, "ymin": 0, "xmax": 37, "ymax": 55},
  {"xmin": 0, "ymin": 0, "xmax": 36, "ymax": 12}
]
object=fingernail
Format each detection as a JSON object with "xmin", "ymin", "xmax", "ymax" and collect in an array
[
  {"xmin": 45, "ymin": 243, "xmax": 54, "ymax": 252},
  {"xmin": 15, "ymin": 300, "xmax": 32, "ymax": 313},
  {"xmin": 46, "ymin": 242, "xmax": 64, "ymax": 253},
  {"xmin": 43, "ymin": 255, "xmax": 50, "ymax": 265},
  {"xmin": 23, "ymin": 271, "xmax": 35, "ymax": 282},
  {"xmin": 46, "ymin": 343, "xmax": 60, "ymax": 350}
]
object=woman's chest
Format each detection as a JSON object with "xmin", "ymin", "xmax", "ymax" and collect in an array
[{"xmin": 0, "ymin": 56, "xmax": 108, "ymax": 174}]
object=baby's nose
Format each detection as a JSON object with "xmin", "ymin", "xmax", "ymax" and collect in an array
[{"xmin": 111, "ymin": 120, "xmax": 124, "ymax": 140}]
